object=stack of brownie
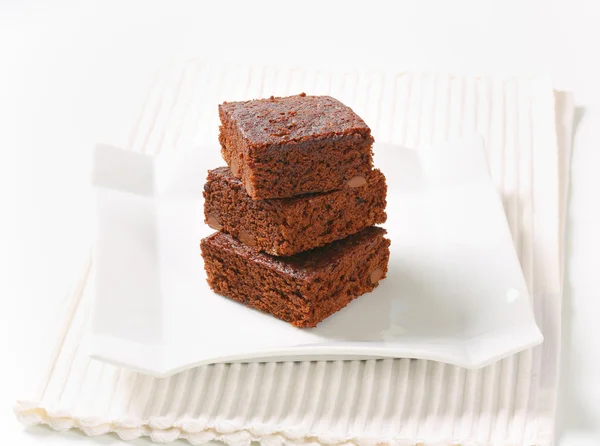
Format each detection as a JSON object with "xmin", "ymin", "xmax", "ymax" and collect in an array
[{"xmin": 201, "ymin": 93, "xmax": 390, "ymax": 328}]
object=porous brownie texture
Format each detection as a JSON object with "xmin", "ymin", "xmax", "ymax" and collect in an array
[
  {"xmin": 200, "ymin": 227, "xmax": 390, "ymax": 328},
  {"xmin": 218, "ymin": 94, "xmax": 374, "ymax": 199},
  {"xmin": 204, "ymin": 166, "xmax": 387, "ymax": 256}
]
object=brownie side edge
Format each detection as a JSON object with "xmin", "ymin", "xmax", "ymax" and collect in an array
[{"xmin": 204, "ymin": 167, "xmax": 387, "ymax": 256}]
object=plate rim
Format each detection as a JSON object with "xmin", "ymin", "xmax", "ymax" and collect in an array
[{"xmin": 86, "ymin": 324, "xmax": 543, "ymax": 378}]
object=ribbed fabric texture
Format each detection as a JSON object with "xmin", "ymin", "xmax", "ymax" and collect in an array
[{"xmin": 15, "ymin": 63, "xmax": 573, "ymax": 446}]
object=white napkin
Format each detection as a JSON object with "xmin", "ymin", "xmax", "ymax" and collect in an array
[{"xmin": 15, "ymin": 63, "xmax": 573, "ymax": 446}]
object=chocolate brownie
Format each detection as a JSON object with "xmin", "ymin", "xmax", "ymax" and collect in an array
[
  {"xmin": 204, "ymin": 166, "xmax": 387, "ymax": 256},
  {"xmin": 201, "ymin": 227, "xmax": 390, "ymax": 328},
  {"xmin": 218, "ymin": 93, "xmax": 374, "ymax": 199}
]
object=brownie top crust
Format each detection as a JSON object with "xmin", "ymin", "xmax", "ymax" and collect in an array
[
  {"xmin": 219, "ymin": 94, "xmax": 372, "ymax": 148},
  {"xmin": 204, "ymin": 226, "xmax": 387, "ymax": 279}
]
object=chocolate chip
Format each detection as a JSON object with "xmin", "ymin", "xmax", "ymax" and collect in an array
[
  {"xmin": 348, "ymin": 175, "xmax": 367, "ymax": 188},
  {"xmin": 238, "ymin": 230, "xmax": 256, "ymax": 247},
  {"xmin": 370, "ymin": 267, "xmax": 384, "ymax": 284},
  {"xmin": 230, "ymin": 156, "xmax": 240, "ymax": 176},
  {"xmin": 244, "ymin": 180, "xmax": 255, "ymax": 197},
  {"xmin": 299, "ymin": 92, "xmax": 306, "ymax": 97},
  {"xmin": 206, "ymin": 214, "xmax": 222, "ymax": 231}
]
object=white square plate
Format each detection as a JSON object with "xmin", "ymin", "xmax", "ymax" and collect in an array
[{"xmin": 87, "ymin": 136, "xmax": 542, "ymax": 377}]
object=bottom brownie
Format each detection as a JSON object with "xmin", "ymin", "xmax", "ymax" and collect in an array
[{"xmin": 200, "ymin": 227, "xmax": 390, "ymax": 328}]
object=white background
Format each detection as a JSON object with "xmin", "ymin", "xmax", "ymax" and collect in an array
[{"xmin": 1, "ymin": 0, "xmax": 599, "ymax": 444}]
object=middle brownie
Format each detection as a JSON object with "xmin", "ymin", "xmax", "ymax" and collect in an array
[{"xmin": 204, "ymin": 166, "xmax": 387, "ymax": 256}]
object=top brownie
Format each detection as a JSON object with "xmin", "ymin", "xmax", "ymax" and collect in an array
[{"xmin": 219, "ymin": 94, "xmax": 374, "ymax": 199}]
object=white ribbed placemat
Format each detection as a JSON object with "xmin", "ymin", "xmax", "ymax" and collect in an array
[{"xmin": 15, "ymin": 63, "xmax": 573, "ymax": 446}]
